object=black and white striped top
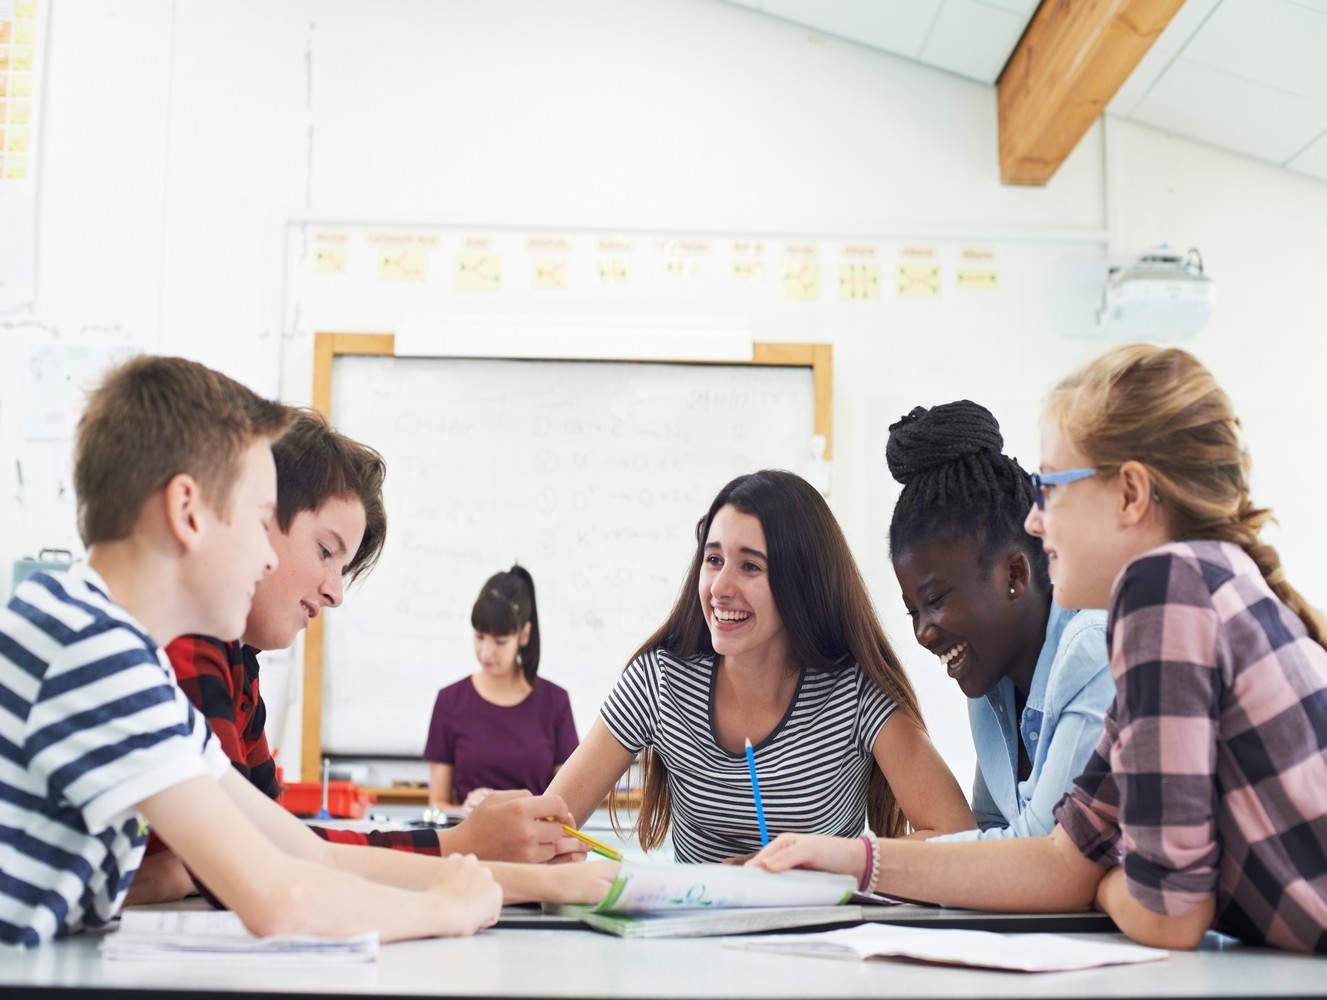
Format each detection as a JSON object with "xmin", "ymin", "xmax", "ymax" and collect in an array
[
  {"xmin": 601, "ymin": 647, "xmax": 896, "ymax": 863},
  {"xmin": 0, "ymin": 565, "xmax": 229, "ymax": 947}
]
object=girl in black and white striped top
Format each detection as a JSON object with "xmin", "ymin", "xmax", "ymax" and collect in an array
[{"xmin": 548, "ymin": 470, "xmax": 973, "ymax": 863}]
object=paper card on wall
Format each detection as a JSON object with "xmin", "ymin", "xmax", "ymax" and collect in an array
[
  {"xmin": 899, "ymin": 244, "xmax": 936, "ymax": 262},
  {"xmin": 314, "ymin": 247, "xmax": 347, "ymax": 273},
  {"xmin": 783, "ymin": 243, "xmax": 820, "ymax": 300},
  {"xmin": 12, "ymin": 49, "xmax": 32, "ymax": 72},
  {"xmin": 731, "ymin": 240, "xmax": 766, "ymax": 282},
  {"xmin": 956, "ymin": 269, "xmax": 998, "ymax": 289},
  {"xmin": 23, "ymin": 344, "xmax": 137, "ymax": 441},
  {"xmin": 5, "ymin": 125, "xmax": 27, "ymax": 151},
  {"xmin": 528, "ymin": 235, "xmax": 574, "ymax": 254},
  {"xmin": 455, "ymin": 252, "xmax": 502, "ymax": 290},
  {"xmin": 379, "ymin": 250, "xmax": 425, "ymax": 282},
  {"xmin": 533, "ymin": 256, "xmax": 569, "ymax": 288},
  {"xmin": 897, "ymin": 263, "xmax": 941, "ymax": 297},
  {"xmin": 596, "ymin": 257, "xmax": 630, "ymax": 283},
  {"xmin": 838, "ymin": 263, "xmax": 880, "ymax": 301},
  {"xmin": 657, "ymin": 239, "xmax": 710, "ymax": 278},
  {"xmin": 783, "ymin": 261, "xmax": 820, "ymax": 300},
  {"xmin": 4, "ymin": 153, "xmax": 26, "ymax": 178},
  {"xmin": 732, "ymin": 259, "xmax": 764, "ymax": 281}
]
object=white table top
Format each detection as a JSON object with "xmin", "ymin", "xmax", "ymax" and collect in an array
[{"xmin": 3, "ymin": 922, "xmax": 1323, "ymax": 999}]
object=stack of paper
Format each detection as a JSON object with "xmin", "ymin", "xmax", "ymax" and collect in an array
[
  {"xmin": 726, "ymin": 923, "xmax": 1169, "ymax": 972},
  {"xmin": 101, "ymin": 909, "xmax": 378, "ymax": 963}
]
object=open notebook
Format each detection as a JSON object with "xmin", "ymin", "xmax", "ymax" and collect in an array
[
  {"xmin": 546, "ymin": 860, "xmax": 860, "ymax": 938},
  {"xmin": 726, "ymin": 924, "xmax": 1169, "ymax": 972}
]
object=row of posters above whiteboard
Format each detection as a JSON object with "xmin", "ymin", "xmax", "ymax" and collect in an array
[{"xmin": 300, "ymin": 229, "xmax": 1000, "ymax": 300}]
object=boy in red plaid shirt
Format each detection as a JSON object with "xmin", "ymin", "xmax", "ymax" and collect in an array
[{"xmin": 129, "ymin": 410, "xmax": 600, "ymax": 907}]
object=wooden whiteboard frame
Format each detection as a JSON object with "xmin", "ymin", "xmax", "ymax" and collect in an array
[{"xmin": 301, "ymin": 331, "xmax": 834, "ymax": 779}]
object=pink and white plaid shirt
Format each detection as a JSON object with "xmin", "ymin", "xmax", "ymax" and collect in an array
[{"xmin": 1055, "ymin": 540, "xmax": 1327, "ymax": 953}]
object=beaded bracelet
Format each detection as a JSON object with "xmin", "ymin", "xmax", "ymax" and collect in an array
[{"xmin": 858, "ymin": 833, "xmax": 880, "ymax": 893}]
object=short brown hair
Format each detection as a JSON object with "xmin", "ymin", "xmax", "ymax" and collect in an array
[
  {"xmin": 272, "ymin": 409, "xmax": 387, "ymax": 583},
  {"xmin": 75, "ymin": 355, "xmax": 291, "ymax": 546}
]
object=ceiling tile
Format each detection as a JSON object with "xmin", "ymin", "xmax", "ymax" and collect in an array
[
  {"xmin": 1182, "ymin": 0, "xmax": 1327, "ymax": 100},
  {"xmin": 1108, "ymin": 0, "xmax": 1224, "ymax": 116},
  {"xmin": 1284, "ymin": 0, "xmax": 1327, "ymax": 13},
  {"xmin": 758, "ymin": 0, "xmax": 942, "ymax": 59},
  {"xmin": 1287, "ymin": 129, "xmax": 1327, "ymax": 180},
  {"xmin": 1129, "ymin": 57, "xmax": 1327, "ymax": 164},
  {"xmin": 920, "ymin": 0, "xmax": 1028, "ymax": 83}
]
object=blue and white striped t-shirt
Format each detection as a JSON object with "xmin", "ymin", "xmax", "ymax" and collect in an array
[
  {"xmin": 0, "ymin": 565, "xmax": 229, "ymax": 947},
  {"xmin": 600, "ymin": 648, "xmax": 896, "ymax": 863}
]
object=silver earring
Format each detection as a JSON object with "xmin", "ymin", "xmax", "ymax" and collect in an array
[{"xmin": 1009, "ymin": 587, "xmax": 1016, "ymax": 596}]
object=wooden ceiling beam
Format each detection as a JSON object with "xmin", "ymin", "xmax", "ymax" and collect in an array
[{"xmin": 997, "ymin": 0, "xmax": 1186, "ymax": 185}]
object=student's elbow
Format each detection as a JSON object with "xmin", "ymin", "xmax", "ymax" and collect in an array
[{"xmin": 1136, "ymin": 903, "xmax": 1215, "ymax": 951}]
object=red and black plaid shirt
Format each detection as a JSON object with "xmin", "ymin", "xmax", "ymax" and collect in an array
[{"xmin": 163, "ymin": 635, "xmax": 439, "ymax": 856}]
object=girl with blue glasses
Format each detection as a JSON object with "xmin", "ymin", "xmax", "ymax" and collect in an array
[{"xmin": 751, "ymin": 346, "xmax": 1327, "ymax": 954}]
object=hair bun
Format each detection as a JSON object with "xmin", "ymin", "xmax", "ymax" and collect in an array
[{"xmin": 886, "ymin": 400, "xmax": 1004, "ymax": 484}]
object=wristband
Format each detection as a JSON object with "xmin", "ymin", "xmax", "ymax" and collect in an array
[{"xmin": 858, "ymin": 833, "xmax": 879, "ymax": 893}]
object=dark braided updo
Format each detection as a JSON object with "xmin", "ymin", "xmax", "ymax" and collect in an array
[{"xmin": 887, "ymin": 400, "xmax": 1049, "ymax": 590}]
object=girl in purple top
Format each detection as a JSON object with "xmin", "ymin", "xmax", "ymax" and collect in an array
[
  {"xmin": 424, "ymin": 565, "xmax": 579, "ymax": 814},
  {"xmin": 749, "ymin": 345, "xmax": 1327, "ymax": 954}
]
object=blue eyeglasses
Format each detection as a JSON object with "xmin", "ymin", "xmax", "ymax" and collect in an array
[{"xmin": 1028, "ymin": 468, "xmax": 1096, "ymax": 510}]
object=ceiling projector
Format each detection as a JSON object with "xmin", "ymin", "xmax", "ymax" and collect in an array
[{"xmin": 1096, "ymin": 246, "xmax": 1213, "ymax": 341}]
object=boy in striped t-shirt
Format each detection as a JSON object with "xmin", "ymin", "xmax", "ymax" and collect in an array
[{"xmin": 0, "ymin": 356, "xmax": 501, "ymax": 947}]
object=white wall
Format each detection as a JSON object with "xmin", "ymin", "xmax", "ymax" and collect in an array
[{"xmin": 4, "ymin": 0, "xmax": 1325, "ymax": 789}]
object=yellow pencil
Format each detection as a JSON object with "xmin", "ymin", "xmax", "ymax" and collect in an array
[{"xmin": 561, "ymin": 824, "xmax": 623, "ymax": 861}]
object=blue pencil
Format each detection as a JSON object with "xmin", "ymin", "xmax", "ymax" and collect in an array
[{"xmin": 744, "ymin": 737, "xmax": 769, "ymax": 846}]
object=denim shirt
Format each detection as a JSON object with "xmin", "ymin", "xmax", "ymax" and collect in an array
[{"xmin": 931, "ymin": 602, "xmax": 1111, "ymax": 842}]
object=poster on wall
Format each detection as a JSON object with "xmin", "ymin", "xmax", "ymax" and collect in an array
[{"xmin": 0, "ymin": 0, "xmax": 45, "ymax": 314}]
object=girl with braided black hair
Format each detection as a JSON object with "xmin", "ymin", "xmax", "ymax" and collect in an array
[{"xmin": 883, "ymin": 400, "xmax": 1111, "ymax": 841}]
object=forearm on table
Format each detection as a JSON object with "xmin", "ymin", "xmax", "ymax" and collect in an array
[{"xmin": 875, "ymin": 826, "xmax": 1104, "ymax": 912}]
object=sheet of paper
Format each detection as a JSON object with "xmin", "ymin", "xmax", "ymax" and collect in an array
[
  {"xmin": 726, "ymin": 923, "xmax": 1169, "ymax": 972},
  {"xmin": 101, "ymin": 909, "xmax": 378, "ymax": 963}
]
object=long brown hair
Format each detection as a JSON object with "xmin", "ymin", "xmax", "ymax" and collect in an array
[
  {"xmin": 1047, "ymin": 344, "xmax": 1326, "ymax": 647},
  {"xmin": 610, "ymin": 469, "xmax": 925, "ymax": 850}
]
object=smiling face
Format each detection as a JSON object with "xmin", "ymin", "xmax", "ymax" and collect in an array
[
  {"xmin": 189, "ymin": 438, "xmax": 281, "ymax": 642},
  {"xmin": 1024, "ymin": 418, "xmax": 1132, "ymax": 610},
  {"xmin": 894, "ymin": 537, "xmax": 1034, "ymax": 699},
  {"xmin": 240, "ymin": 494, "xmax": 367, "ymax": 651},
  {"xmin": 697, "ymin": 504, "xmax": 790, "ymax": 669}
]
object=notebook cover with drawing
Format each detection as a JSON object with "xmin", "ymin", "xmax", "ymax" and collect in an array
[
  {"xmin": 544, "ymin": 860, "xmax": 859, "ymax": 937},
  {"xmin": 551, "ymin": 904, "xmax": 865, "ymax": 939}
]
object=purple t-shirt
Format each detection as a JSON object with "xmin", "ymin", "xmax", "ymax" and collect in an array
[{"xmin": 422, "ymin": 676, "xmax": 579, "ymax": 801}]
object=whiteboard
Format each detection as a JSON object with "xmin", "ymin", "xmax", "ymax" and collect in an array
[{"xmin": 322, "ymin": 353, "xmax": 817, "ymax": 756}]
